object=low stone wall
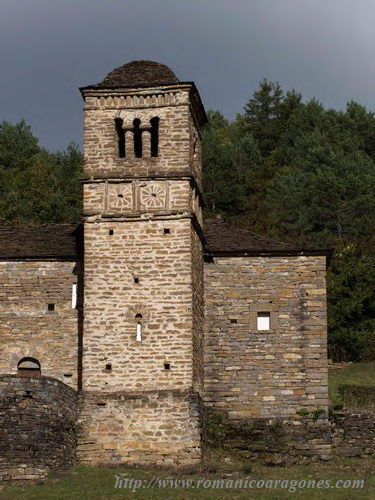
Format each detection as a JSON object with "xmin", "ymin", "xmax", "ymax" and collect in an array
[
  {"xmin": 204, "ymin": 408, "xmax": 332, "ymax": 462},
  {"xmin": 77, "ymin": 389, "xmax": 202, "ymax": 467},
  {"xmin": 332, "ymin": 410, "xmax": 375, "ymax": 457},
  {"xmin": 0, "ymin": 375, "xmax": 77, "ymax": 481}
]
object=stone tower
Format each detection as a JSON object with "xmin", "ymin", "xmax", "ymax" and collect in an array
[{"xmin": 78, "ymin": 60, "xmax": 207, "ymax": 466}]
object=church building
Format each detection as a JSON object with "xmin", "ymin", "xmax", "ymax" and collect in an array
[{"xmin": 0, "ymin": 61, "xmax": 330, "ymax": 474}]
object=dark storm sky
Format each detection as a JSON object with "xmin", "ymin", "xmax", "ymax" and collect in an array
[{"xmin": 1, "ymin": 0, "xmax": 374, "ymax": 151}]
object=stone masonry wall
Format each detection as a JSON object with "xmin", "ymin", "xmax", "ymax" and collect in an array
[
  {"xmin": 0, "ymin": 260, "xmax": 80, "ymax": 389},
  {"xmin": 332, "ymin": 410, "xmax": 375, "ymax": 457},
  {"xmin": 83, "ymin": 89, "xmax": 196, "ymax": 182},
  {"xmin": 0, "ymin": 375, "xmax": 77, "ymax": 481},
  {"xmin": 77, "ymin": 389, "xmax": 201, "ymax": 467},
  {"xmin": 204, "ymin": 255, "xmax": 328, "ymax": 419},
  {"xmin": 191, "ymin": 226, "xmax": 204, "ymax": 393},
  {"xmin": 204, "ymin": 407, "xmax": 331, "ymax": 461},
  {"xmin": 81, "ymin": 218, "xmax": 204, "ymax": 465},
  {"xmin": 83, "ymin": 218, "xmax": 199, "ymax": 392}
]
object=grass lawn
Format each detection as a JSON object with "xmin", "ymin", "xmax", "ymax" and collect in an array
[
  {"xmin": 329, "ymin": 361, "xmax": 375, "ymax": 405},
  {"xmin": 1, "ymin": 451, "xmax": 374, "ymax": 500}
]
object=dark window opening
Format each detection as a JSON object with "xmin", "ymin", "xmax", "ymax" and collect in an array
[
  {"xmin": 17, "ymin": 357, "xmax": 41, "ymax": 376},
  {"xmin": 230, "ymin": 318, "xmax": 237, "ymax": 324},
  {"xmin": 48, "ymin": 303, "xmax": 55, "ymax": 311},
  {"xmin": 109, "ymin": 229, "xmax": 114, "ymax": 235},
  {"xmin": 164, "ymin": 228, "xmax": 170, "ymax": 234},
  {"xmin": 150, "ymin": 117, "xmax": 159, "ymax": 157},
  {"xmin": 114, "ymin": 118, "xmax": 125, "ymax": 158},
  {"xmin": 97, "ymin": 402, "xmax": 106, "ymax": 407},
  {"xmin": 105, "ymin": 363, "xmax": 112, "ymax": 371},
  {"xmin": 134, "ymin": 277, "xmax": 139, "ymax": 284},
  {"xmin": 133, "ymin": 119, "xmax": 142, "ymax": 158},
  {"xmin": 164, "ymin": 363, "xmax": 171, "ymax": 370}
]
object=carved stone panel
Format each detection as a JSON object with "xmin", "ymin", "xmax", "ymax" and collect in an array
[
  {"xmin": 139, "ymin": 182, "xmax": 168, "ymax": 211},
  {"xmin": 107, "ymin": 183, "xmax": 133, "ymax": 213}
]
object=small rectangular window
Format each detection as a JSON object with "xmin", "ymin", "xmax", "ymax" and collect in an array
[
  {"xmin": 257, "ymin": 312, "xmax": 271, "ymax": 331},
  {"xmin": 72, "ymin": 283, "xmax": 77, "ymax": 309}
]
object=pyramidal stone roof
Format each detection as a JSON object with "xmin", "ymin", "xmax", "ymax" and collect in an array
[
  {"xmin": 0, "ymin": 224, "xmax": 82, "ymax": 259},
  {"xmin": 204, "ymin": 218, "xmax": 296, "ymax": 254},
  {"xmin": 203, "ymin": 218, "xmax": 331, "ymax": 257},
  {"xmin": 0, "ymin": 220, "xmax": 329, "ymax": 259},
  {"xmin": 95, "ymin": 60, "xmax": 180, "ymax": 88}
]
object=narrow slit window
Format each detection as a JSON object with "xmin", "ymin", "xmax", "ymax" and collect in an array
[
  {"xmin": 257, "ymin": 312, "xmax": 271, "ymax": 331},
  {"xmin": 135, "ymin": 313, "xmax": 142, "ymax": 342},
  {"xmin": 150, "ymin": 117, "xmax": 159, "ymax": 157},
  {"xmin": 133, "ymin": 119, "xmax": 142, "ymax": 158},
  {"xmin": 72, "ymin": 283, "xmax": 77, "ymax": 309},
  {"xmin": 114, "ymin": 118, "xmax": 125, "ymax": 158}
]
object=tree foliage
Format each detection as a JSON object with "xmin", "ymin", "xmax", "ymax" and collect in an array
[
  {"xmin": 0, "ymin": 120, "xmax": 82, "ymax": 224},
  {"xmin": 202, "ymin": 81, "xmax": 375, "ymax": 361}
]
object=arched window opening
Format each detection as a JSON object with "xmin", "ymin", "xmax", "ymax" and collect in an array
[
  {"xmin": 17, "ymin": 357, "xmax": 41, "ymax": 376},
  {"xmin": 114, "ymin": 118, "xmax": 125, "ymax": 158},
  {"xmin": 150, "ymin": 117, "xmax": 159, "ymax": 157},
  {"xmin": 133, "ymin": 119, "xmax": 142, "ymax": 158}
]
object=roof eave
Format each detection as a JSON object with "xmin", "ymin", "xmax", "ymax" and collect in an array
[
  {"xmin": 80, "ymin": 80, "xmax": 194, "ymax": 95},
  {"xmin": 80, "ymin": 81, "xmax": 207, "ymax": 127},
  {"xmin": 205, "ymin": 248, "xmax": 333, "ymax": 260},
  {"xmin": 0, "ymin": 255, "xmax": 79, "ymax": 261}
]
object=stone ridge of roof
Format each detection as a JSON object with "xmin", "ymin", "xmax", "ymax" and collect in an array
[
  {"xmin": 0, "ymin": 223, "xmax": 82, "ymax": 259},
  {"xmin": 204, "ymin": 218, "xmax": 330, "ymax": 256}
]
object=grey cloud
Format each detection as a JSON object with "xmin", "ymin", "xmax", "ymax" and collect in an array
[{"xmin": 0, "ymin": 0, "xmax": 374, "ymax": 150}]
